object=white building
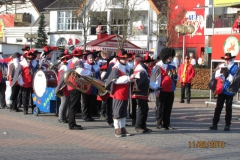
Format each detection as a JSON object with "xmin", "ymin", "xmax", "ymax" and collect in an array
[{"xmin": 0, "ymin": 0, "xmax": 174, "ymax": 54}]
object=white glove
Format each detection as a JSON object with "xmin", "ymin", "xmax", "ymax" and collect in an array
[
  {"xmin": 227, "ymin": 74, "xmax": 234, "ymax": 83},
  {"xmin": 18, "ymin": 76, "xmax": 25, "ymax": 86},
  {"xmin": 19, "ymin": 81, "xmax": 24, "ymax": 86}
]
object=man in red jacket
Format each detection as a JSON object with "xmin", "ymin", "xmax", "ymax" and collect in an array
[{"xmin": 178, "ymin": 55, "xmax": 195, "ymax": 104}]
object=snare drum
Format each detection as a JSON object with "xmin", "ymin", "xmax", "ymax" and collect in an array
[{"xmin": 33, "ymin": 70, "xmax": 58, "ymax": 97}]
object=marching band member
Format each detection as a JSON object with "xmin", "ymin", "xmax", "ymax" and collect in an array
[
  {"xmin": 97, "ymin": 51, "xmax": 111, "ymax": 120},
  {"xmin": 67, "ymin": 49, "xmax": 84, "ymax": 130},
  {"xmin": 0, "ymin": 52, "xmax": 8, "ymax": 109},
  {"xmin": 81, "ymin": 52, "xmax": 100, "ymax": 121},
  {"xmin": 126, "ymin": 53, "xmax": 137, "ymax": 126},
  {"xmin": 151, "ymin": 48, "xmax": 178, "ymax": 130},
  {"xmin": 105, "ymin": 49, "xmax": 134, "ymax": 137},
  {"xmin": 39, "ymin": 47, "xmax": 53, "ymax": 70},
  {"xmin": 16, "ymin": 46, "xmax": 30, "ymax": 110},
  {"xmin": 99, "ymin": 52, "xmax": 116, "ymax": 127},
  {"xmin": 132, "ymin": 53, "xmax": 154, "ymax": 133},
  {"xmin": 8, "ymin": 52, "xmax": 21, "ymax": 112},
  {"xmin": 18, "ymin": 50, "xmax": 35, "ymax": 114},
  {"xmin": 209, "ymin": 53, "xmax": 239, "ymax": 131},
  {"xmin": 55, "ymin": 53, "xmax": 72, "ymax": 123}
]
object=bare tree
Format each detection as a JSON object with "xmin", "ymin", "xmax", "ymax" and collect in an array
[
  {"xmin": 110, "ymin": 0, "xmax": 145, "ymax": 49},
  {"xmin": 90, "ymin": 0, "xmax": 145, "ymax": 49},
  {"xmin": 152, "ymin": 0, "xmax": 186, "ymax": 47},
  {"xmin": 74, "ymin": 0, "xmax": 110, "ymax": 52}
]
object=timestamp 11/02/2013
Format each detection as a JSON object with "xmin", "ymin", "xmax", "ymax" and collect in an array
[{"xmin": 189, "ymin": 141, "xmax": 225, "ymax": 148}]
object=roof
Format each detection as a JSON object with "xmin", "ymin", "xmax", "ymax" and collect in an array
[
  {"xmin": 32, "ymin": 13, "xmax": 50, "ymax": 26},
  {"xmin": 148, "ymin": 0, "xmax": 165, "ymax": 15},
  {"xmin": 31, "ymin": 0, "xmax": 56, "ymax": 13},
  {"xmin": 45, "ymin": 0, "xmax": 87, "ymax": 10},
  {"xmin": 76, "ymin": 34, "xmax": 145, "ymax": 53}
]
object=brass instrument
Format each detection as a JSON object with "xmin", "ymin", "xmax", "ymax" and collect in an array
[{"xmin": 64, "ymin": 69, "xmax": 108, "ymax": 96}]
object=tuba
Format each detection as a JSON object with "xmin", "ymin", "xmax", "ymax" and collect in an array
[{"xmin": 64, "ymin": 69, "xmax": 108, "ymax": 96}]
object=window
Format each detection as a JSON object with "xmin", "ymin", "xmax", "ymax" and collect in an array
[
  {"xmin": 56, "ymin": 37, "xmax": 67, "ymax": 47},
  {"xmin": 16, "ymin": 39, "xmax": 23, "ymax": 43},
  {"xmin": 58, "ymin": 11, "xmax": 82, "ymax": 31}
]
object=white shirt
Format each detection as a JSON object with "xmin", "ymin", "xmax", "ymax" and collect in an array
[
  {"xmin": 173, "ymin": 56, "xmax": 179, "ymax": 68},
  {"xmin": 190, "ymin": 58, "xmax": 196, "ymax": 65}
]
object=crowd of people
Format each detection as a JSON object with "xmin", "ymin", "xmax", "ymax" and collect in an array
[{"xmin": 0, "ymin": 45, "xmax": 238, "ymax": 137}]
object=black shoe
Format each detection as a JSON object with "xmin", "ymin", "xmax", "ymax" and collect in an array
[
  {"xmin": 156, "ymin": 125, "xmax": 161, "ymax": 129},
  {"xmin": 100, "ymin": 114, "xmax": 107, "ymax": 120},
  {"xmin": 69, "ymin": 125, "xmax": 83, "ymax": 130},
  {"xmin": 187, "ymin": 101, "xmax": 190, "ymax": 104},
  {"xmin": 121, "ymin": 127, "xmax": 131, "ymax": 136},
  {"xmin": 84, "ymin": 117, "xmax": 95, "ymax": 122},
  {"xmin": 143, "ymin": 128, "xmax": 153, "ymax": 133},
  {"xmin": 209, "ymin": 125, "xmax": 217, "ymax": 130},
  {"xmin": 180, "ymin": 100, "xmax": 184, "ymax": 103},
  {"xmin": 115, "ymin": 128, "xmax": 123, "ymax": 138},
  {"xmin": 109, "ymin": 123, "xmax": 114, "ymax": 128},
  {"xmin": 14, "ymin": 108, "xmax": 21, "ymax": 112},
  {"xmin": 58, "ymin": 119, "xmax": 68, "ymax": 123},
  {"xmin": 135, "ymin": 127, "xmax": 144, "ymax": 133},
  {"xmin": 159, "ymin": 125, "xmax": 169, "ymax": 130},
  {"xmin": 224, "ymin": 125, "xmax": 230, "ymax": 131}
]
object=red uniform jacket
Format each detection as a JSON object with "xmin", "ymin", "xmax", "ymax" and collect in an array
[{"xmin": 111, "ymin": 69, "xmax": 129, "ymax": 100}]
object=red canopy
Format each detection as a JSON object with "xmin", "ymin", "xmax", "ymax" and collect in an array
[{"xmin": 76, "ymin": 34, "xmax": 146, "ymax": 53}]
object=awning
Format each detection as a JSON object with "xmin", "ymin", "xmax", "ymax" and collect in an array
[
  {"xmin": 76, "ymin": 34, "xmax": 146, "ymax": 53},
  {"xmin": 214, "ymin": 0, "xmax": 240, "ymax": 7}
]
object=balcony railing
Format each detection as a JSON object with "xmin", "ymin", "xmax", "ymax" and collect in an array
[{"xmin": 206, "ymin": 15, "xmax": 236, "ymax": 28}]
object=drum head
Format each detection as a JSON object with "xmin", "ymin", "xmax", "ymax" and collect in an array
[{"xmin": 33, "ymin": 70, "xmax": 47, "ymax": 97}]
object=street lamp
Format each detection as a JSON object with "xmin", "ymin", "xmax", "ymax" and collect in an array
[
  {"xmin": 174, "ymin": 24, "xmax": 195, "ymax": 62},
  {"xmin": 24, "ymin": 33, "xmax": 38, "ymax": 48}
]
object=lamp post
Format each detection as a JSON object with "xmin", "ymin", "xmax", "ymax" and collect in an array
[
  {"xmin": 24, "ymin": 33, "xmax": 38, "ymax": 49},
  {"xmin": 174, "ymin": 24, "xmax": 195, "ymax": 62}
]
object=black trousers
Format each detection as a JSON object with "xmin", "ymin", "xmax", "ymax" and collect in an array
[
  {"xmin": 10, "ymin": 85, "xmax": 20, "ymax": 101},
  {"xmin": 21, "ymin": 87, "xmax": 32, "ymax": 108},
  {"xmin": 68, "ymin": 89, "xmax": 81, "ymax": 128},
  {"xmin": 101, "ymin": 100, "xmax": 106, "ymax": 115},
  {"xmin": 81, "ymin": 93, "xmax": 96, "ymax": 119},
  {"xmin": 0, "ymin": 82, "xmax": 6, "ymax": 108},
  {"xmin": 181, "ymin": 83, "xmax": 191, "ymax": 102},
  {"xmin": 213, "ymin": 94, "xmax": 233, "ymax": 126},
  {"xmin": 129, "ymin": 98, "xmax": 137, "ymax": 121},
  {"xmin": 156, "ymin": 91, "xmax": 174, "ymax": 127},
  {"xmin": 101, "ymin": 97, "xmax": 113, "ymax": 124},
  {"xmin": 17, "ymin": 87, "xmax": 22, "ymax": 107},
  {"xmin": 135, "ymin": 99, "xmax": 149, "ymax": 129}
]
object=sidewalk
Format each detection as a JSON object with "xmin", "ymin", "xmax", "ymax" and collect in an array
[{"xmin": 0, "ymin": 97, "xmax": 240, "ymax": 160}]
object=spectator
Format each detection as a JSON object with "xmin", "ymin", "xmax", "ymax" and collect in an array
[
  {"xmin": 232, "ymin": 10, "xmax": 240, "ymax": 33},
  {"xmin": 198, "ymin": 51, "xmax": 205, "ymax": 65},
  {"xmin": 178, "ymin": 56, "xmax": 195, "ymax": 104},
  {"xmin": 189, "ymin": 52, "xmax": 196, "ymax": 65},
  {"xmin": 173, "ymin": 53, "xmax": 180, "ymax": 69}
]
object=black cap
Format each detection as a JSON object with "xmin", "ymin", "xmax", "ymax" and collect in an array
[
  {"xmin": 34, "ymin": 50, "xmax": 42, "ymax": 55},
  {"xmin": 12, "ymin": 52, "xmax": 21, "ymax": 58},
  {"xmin": 0, "ymin": 52, "xmax": 3, "ymax": 54}
]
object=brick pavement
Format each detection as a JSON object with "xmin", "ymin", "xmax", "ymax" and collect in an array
[{"xmin": 0, "ymin": 95, "xmax": 240, "ymax": 160}]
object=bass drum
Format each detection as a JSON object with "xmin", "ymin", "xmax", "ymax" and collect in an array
[{"xmin": 33, "ymin": 70, "xmax": 58, "ymax": 97}]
